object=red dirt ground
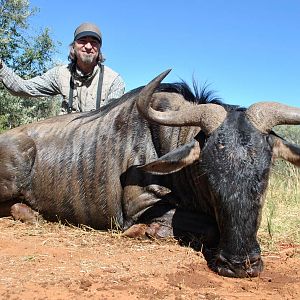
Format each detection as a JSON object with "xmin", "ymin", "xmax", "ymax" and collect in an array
[{"xmin": 0, "ymin": 217, "xmax": 299, "ymax": 300}]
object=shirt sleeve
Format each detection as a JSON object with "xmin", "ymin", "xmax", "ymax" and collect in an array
[
  {"xmin": 106, "ymin": 75, "xmax": 126, "ymax": 100},
  {"xmin": 0, "ymin": 63, "xmax": 62, "ymax": 97}
]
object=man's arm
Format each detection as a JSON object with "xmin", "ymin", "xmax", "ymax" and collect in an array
[{"xmin": 0, "ymin": 60, "xmax": 61, "ymax": 97}]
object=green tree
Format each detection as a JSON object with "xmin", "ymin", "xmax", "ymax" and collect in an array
[{"xmin": 0, "ymin": 0, "xmax": 60, "ymax": 132}]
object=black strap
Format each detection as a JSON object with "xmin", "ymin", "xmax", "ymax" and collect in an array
[
  {"xmin": 96, "ymin": 64, "xmax": 104, "ymax": 110},
  {"xmin": 68, "ymin": 76, "xmax": 74, "ymax": 113}
]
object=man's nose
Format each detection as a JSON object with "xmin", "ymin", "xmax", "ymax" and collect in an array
[{"xmin": 85, "ymin": 42, "xmax": 93, "ymax": 49}]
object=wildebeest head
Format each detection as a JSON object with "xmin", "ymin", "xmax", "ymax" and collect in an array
[{"xmin": 136, "ymin": 70, "xmax": 300, "ymax": 278}]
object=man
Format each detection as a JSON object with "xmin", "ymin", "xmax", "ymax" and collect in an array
[{"xmin": 0, "ymin": 22, "xmax": 125, "ymax": 113}]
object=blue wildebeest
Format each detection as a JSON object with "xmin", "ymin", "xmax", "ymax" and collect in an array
[{"xmin": 1, "ymin": 70, "xmax": 300, "ymax": 278}]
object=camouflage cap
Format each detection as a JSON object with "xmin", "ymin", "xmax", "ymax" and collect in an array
[{"xmin": 74, "ymin": 22, "xmax": 102, "ymax": 44}]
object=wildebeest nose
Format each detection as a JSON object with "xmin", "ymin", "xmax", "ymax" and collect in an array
[{"xmin": 215, "ymin": 252, "xmax": 263, "ymax": 278}]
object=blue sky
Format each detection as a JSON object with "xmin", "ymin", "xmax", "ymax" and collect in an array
[{"xmin": 29, "ymin": 0, "xmax": 299, "ymax": 108}]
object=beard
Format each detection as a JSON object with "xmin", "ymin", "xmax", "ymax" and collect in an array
[
  {"xmin": 80, "ymin": 53, "xmax": 95, "ymax": 64},
  {"xmin": 75, "ymin": 49, "xmax": 97, "ymax": 65}
]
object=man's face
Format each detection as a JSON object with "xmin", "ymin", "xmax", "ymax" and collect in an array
[{"xmin": 74, "ymin": 36, "xmax": 100, "ymax": 65}]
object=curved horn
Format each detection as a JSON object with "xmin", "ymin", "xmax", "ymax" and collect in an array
[
  {"xmin": 136, "ymin": 70, "xmax": 227, "ymax": 135},
  {"xmin": 246, "ymin": 102, "xmax": 300, "ymax": 133}
]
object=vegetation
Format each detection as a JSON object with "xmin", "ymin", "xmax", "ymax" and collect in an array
[
  {"xmin": 259, "ymin": 125, "xmax": 300, "ymax": 250},
  {"xmin": 0, "ymin": 0, "xmax": 60, "ymax": 133}
]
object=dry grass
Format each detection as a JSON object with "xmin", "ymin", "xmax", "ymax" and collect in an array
[
  {"xmin": 259, "ymin": 162, "xmax": 300, "ymax": 253},
  {"xmin": 258, "ymin": 125, "xmax": 300, "ymax": 253},
  {"xmin": 0, "ymin": 216, "xmax": 179, "ymax": 253}
]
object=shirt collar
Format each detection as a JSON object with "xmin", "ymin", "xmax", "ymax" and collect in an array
[{"xmin": 73, "ymin": 63, "xmax": 100, "ymax": 82}]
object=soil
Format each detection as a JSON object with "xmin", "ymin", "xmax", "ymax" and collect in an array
[{"xmin": 0, "ymin": 217, "xmax": 299, "ymax": 300}]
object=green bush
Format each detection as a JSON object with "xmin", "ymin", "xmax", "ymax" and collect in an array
[{"xmin": 0, "ymin": 0, "xmax": 59, "ymax": 130}]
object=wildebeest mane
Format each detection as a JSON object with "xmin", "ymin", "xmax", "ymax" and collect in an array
[
  {"xmin": 155, "ymin": 81, "xmax": 243, "ymax": 112},
  {"xmin": 157, "ymin": 81, "xmax": 219, "ymax": 105},
  {"xmin": 116, "ymin": 81, "xmax": 245, "ymax": 111}
]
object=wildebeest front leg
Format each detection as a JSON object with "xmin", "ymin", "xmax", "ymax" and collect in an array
[
  {"xmin": 121, "ymin": 165, "xmax": 174, "ymax": 237},
  {"xmin": 124, "ymin": 202, "xmax": 219, "ymax": 248},
  {"xmin": 122, "ymin": 204, "xmax": 176, "ymax": 238},
  {"xmin": 0, "ymin": 132, "xmax": 36, "ymax": 218},
  {"xmin": 122, "ymin": 166, "xmax": 218, "ymax": 245},
  {"xmin": 122, "ymin": 185, "xmax": 174, "ymax": 238}
]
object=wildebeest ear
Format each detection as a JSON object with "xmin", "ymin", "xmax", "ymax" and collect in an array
[
  {"xmin": 272, "ymin": 136, "xmax": 300, "ymax": 167},
  {"xmin": 138, "ymin": 140, "xmax": 200, "ymax": 175}
]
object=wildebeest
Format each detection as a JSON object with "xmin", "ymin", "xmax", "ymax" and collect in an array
[{"xmin": 1, "ymin": 70, "xmax": 300, "ymax": 278}]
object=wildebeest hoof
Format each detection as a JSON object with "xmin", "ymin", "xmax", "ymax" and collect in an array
[
  {"xmin": 122, "ymin": 222, "xmax": 173, "ymax": 239},
  {"xmin": 145, "ymin": 223, "xmax": 161, "ymax": 239},
  {"xmin": 145, "ymin": 222, "xmax": 174, "ymax": 239},
  {"xmin": 10, "ymin": 203, "xmax": 40, "ymax": 224},
  {"xmin": 122, "ymin": 224, "xmax": 148, "ymax": 238}
]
